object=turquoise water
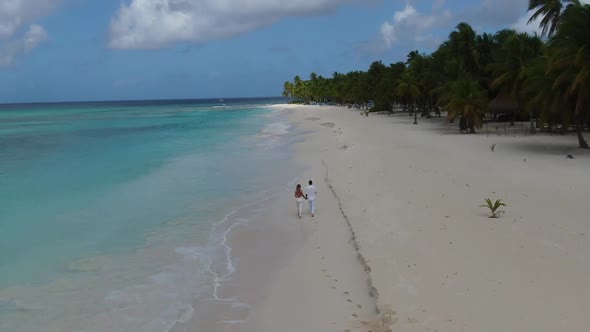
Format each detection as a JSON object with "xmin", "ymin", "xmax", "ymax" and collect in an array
[{"xmin": 0, "ymin": 99, "xmax": 295, "ymax": 331}]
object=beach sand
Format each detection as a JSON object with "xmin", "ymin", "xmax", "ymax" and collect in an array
[
  {"xmin": 256, "ymin": 105, "xmax": 589, "ymax": 332},
  {"xmin": 189, "ymin": 104, "xmax": 590, "ymax": 332}
]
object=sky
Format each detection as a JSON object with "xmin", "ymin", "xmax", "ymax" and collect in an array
[{"xmin": 0, "ymin": 0, "xmax": 567, "ymax": 103}]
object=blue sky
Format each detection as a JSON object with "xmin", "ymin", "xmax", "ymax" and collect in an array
[{"xmin": 0, "ymin": 0, "xmax": 548, "ymax": 103}]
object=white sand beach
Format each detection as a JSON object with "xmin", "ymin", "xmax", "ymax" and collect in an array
[{"xmin": 242, "ymin": 104, "xmax": 590, "ymax": 332}]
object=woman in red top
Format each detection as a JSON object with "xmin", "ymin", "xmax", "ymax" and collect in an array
[{"xmin": 294, "ymin": 184, "xmax": 307, "ymax": 218}]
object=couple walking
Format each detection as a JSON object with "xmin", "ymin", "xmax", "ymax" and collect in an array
[{"xmin": 295, "ymin": 180, "xmax": 317, "ymax": 218}]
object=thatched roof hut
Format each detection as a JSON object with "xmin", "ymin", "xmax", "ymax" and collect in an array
[{"xmin": 489, "ymin": 95, "xmax": 518, "ymax": 114}]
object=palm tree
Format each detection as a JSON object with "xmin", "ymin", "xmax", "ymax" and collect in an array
[
  {"xmin": 438, "ymin": 76, "xmax": 488, "ymax": 133},
  {"xmin": 527, "ymin": 0, "xmax": 580, "ymax": 37},
  {"xmin": 448, "ymin": 23, "xmax": 480, "ymax": 74},
  {"xmin": 493, "ymin": 29, "xmax": 518, "ymax": 46},
  {"xmin": 490, "ymin": 33, "xmax": 544, "ymax": 132},
  {"xmin": 476, "ymin": 32, "xmax": 496, "ymax": 88},
  {"xmin": 407, "ymin": 52, "xmax": 438, "ymax": 117},
  {"xmin": 396, "ymin": 71, "xmax": 421, "ymax": 124},
  {"xmin": 522, "ymin": 55, "xmax": 566, "ymax": 132},
  {"xmin": 293, "ymin": 76, "xmax": 305, "ymax": 102},
  {"xmin": 389, "ymin": 62, "xmax": 406, "ymax": 109},
  {"xmin": 367, "ymin": 61, "xmax": 389, "ymax": 111},
  {"xmin": 280, "ymin": 1, "xmax": 590, "ymax": 147},
  {"xmin": 282, "ymin": 81, "xmax": 294, "ymax": 101},
  {"xmin": 548, "ymin": 1, "xmax": 590, "ymax": 148}
]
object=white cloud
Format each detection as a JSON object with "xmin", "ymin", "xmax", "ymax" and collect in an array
[
  {"xmin": 380, "ymin": 0, "xmax": 528, "ymax": 42},
  {"xmin": 0, "ymin": 24, "xmax": 48, "ymax": 65},
  {"xmin": 381, "ymin": 4, "xmax": 452, "ymax": 48},
  {"xmin": 23, "ymin": 24, "xmax": 48, "ymax": 52},
  {"xmin": 393, "ymin": 4, "xmax": 416, "ymax": 22},
  {"xmin": 380, "ymin": 22, "xmax": 395, "ymax": 48},
  {"xmin": 462, "ymin": 0, "xmax": 527, "ymax": 27},
  {"xmin": 0, "ymin": 0, "xmax": 56, "ymax": 39},
  {"xmin": 0, "ymin": 0, "xmax": 57, "ymax": 65},
  {"xmin": 108, "ymin": 0, "xmax": 371, "ymax": 49},
  {"xmin": 511, "ymin": 12, "xmax": 542, "ymax": 35}
]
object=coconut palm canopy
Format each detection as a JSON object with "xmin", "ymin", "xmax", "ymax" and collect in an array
[
  {"xmin": 283, "ymin": 2, "xmax": 590, "ymax": 148},
  {"xmin": 489, "ymin": 95, "xmax": 519, "ymax": 114}
]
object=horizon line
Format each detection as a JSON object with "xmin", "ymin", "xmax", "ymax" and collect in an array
[{"xmin": 0, "ymin": 96, "xmax": 285, "ymax": 107}]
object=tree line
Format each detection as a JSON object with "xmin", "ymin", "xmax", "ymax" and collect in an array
[{"xmin": 282, "ymin": 0, "xmax": 590, "ymax": 149}]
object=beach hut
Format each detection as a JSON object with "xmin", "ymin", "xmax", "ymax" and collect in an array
[{"xmin": 488, "ymin": 94, "xmax": 518, "ymax": 122}]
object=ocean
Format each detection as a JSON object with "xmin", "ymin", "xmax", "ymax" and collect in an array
[{"xmin": 0, "ymin": 98, "xmax": 297, "ymax": 331}]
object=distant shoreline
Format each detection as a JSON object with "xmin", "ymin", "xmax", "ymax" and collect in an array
[{"xmin": 0, "ymin": 96, "xmax": 286, "ymax": 108}]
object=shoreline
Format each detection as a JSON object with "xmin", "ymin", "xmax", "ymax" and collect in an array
[{"xmin": 182, "ymin": 104, "xmax": 384, "ymax": 332}]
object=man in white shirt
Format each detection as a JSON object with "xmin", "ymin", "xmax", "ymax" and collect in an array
[{"xmin": 305, "ymin": 180, "xmax": 317, "ymax": 217}]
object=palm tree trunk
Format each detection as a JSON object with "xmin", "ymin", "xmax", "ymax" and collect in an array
[
  {"xmin": 575, "ymin": 113, "xmax": 589, "ymax": 148},
  {"xmin": 576, "ymin": 125, "xmax": 588, "ymax": 149},
  {"xmin": 414, "ymin": 108, "xmax": 418, "ymax": 125},
  {"xmin": 517, "ymin": 88, "xmax": 534, "ymax": 134},
  {"xmin": 469, "ymin": 117, "xmax": 476, "ymax": 134}
]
